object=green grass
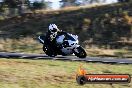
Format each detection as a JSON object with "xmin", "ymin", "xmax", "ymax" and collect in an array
[
  {"xmin": 85, "ymin": 48, "xmax": 132, "ymax": 58},
  {"xmin": 0, "ymin": 58, "xmax": 132, "ymax": 88},
  {"xmin": 0, "ymin": 38, "xmax": 43, "ymax": 54},
  {"xmin": 0, "ymin": 38, "xmax": 132, "ymax": 58}
]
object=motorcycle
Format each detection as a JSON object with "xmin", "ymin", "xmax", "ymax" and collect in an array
[{"xmin": 38, "ymin": 33, "xmax": 87, "ymax": 58}]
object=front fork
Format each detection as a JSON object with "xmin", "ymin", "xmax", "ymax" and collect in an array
[{"xmin": 73, "ymin": 45, "xmax": 80, "ymax": 53}]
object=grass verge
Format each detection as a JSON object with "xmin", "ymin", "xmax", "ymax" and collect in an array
[
  {"xmin": 0, "ymin": 58, "xmax": 132, "ymax": 88},
  {"xmin": 0, "ymin": 38, "xmax": 132, "ymax": 58},
  {"xmin": 86, "ymin": 48, "xmax": 132, "ymax": 58}
]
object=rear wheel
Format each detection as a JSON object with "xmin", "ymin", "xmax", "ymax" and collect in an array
[
  {"xmin": 74, "ymin": 46, "xmax": 87, "ymax": 58},
  {"xmin": 43, "ymin": 45, "xmax": 57, "ymax": 57}
]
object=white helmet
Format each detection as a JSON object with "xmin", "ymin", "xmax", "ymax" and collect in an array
[{"xmin": 48, "ymin": 24, "xmax": 59, "ymax": 33}]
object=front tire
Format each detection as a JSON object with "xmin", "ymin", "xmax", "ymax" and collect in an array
[{"xmin": 74, "ymin": 46, "xmax": 87, "ymax": 58}]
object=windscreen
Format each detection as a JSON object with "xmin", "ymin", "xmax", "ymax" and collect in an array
[{"xmin": 65, "ymin": 34, "xmax": 76, "ymax": 41}]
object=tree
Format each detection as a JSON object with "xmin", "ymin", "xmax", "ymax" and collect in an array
[
  {"xmin": 0, "ymin": 1, "xmax": 4, "ymax": 12},
  {"xmin": 118, "ymin": 0, "xmax": 130, "ymax": 2},
  {"xmin": 3, "ymin": 0, "xmax": 31, "ymax": 8},
  {"xmin": 32, "ymin": 1, "xmax": 46, "ymax": 10},
  {"xmin": 1, "ymin": 0, "xmax": 31, "ymax": 16},
  {"xmin": 4, "ymin": 0, "xmax": 19, "ymax": 8}
]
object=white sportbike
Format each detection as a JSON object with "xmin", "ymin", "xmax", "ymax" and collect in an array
[{"xmin": 38, "ymin": 33, "xmax": 87, "ymax": 58}]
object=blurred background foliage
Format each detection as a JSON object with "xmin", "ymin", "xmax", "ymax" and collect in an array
[{"xmin": 0, "ymin": 0, "xmax": 132, "ymax": 53}]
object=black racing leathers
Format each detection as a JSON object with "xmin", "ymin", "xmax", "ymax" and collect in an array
[{"xmin": 44, "ymin": 31, "xmax": 68, "ymax": 53}]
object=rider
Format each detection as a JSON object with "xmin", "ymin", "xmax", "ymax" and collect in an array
[{"xmin": 44, "ymin": 24, "xmax": 67, "ymax": 50}]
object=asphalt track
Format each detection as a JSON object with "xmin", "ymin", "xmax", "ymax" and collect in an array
[{"xmin": 0, "ymin": 52, "xmax": 132, "ymax": 64}]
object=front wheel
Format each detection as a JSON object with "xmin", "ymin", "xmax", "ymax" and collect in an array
[{"xmin": 73, "ymin": 46, "xmax": 87, "ymax": 58}]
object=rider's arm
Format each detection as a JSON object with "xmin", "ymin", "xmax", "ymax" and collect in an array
[
  {"xmin": 56, "ymin": 35, "xmax": 65, "ymax": 44},
  {"xmin": 59, "ymin": 31, "xmax": 68, "ymax": 36}
]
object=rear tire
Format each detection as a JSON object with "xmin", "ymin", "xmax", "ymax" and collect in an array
[
  {"xmin": 43, "ymin": 45, "xmax": 57, "ymax": 57},
  {"xmin": 74, "ymin": 46, "xmax": 87, "ymax": 58}
]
